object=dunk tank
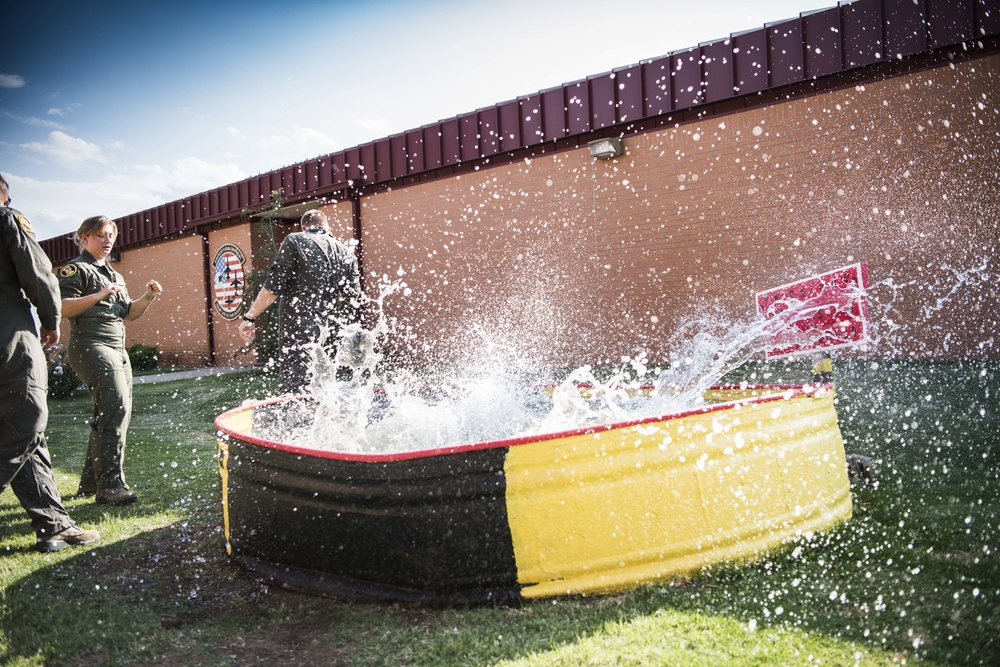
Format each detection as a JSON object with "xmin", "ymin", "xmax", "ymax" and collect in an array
[{"xmin": 216, "ymin": 264, "xmax": 869, "ymax": 605}]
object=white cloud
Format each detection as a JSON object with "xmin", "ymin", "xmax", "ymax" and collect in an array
[
  {"xmin": 7, "ymin": 156, "xmax": 246, "ymax": 240},
  {"xmin": 20, "ymin": 131, "xmax": 104, "ymax": 168},
  {"xmin": 47, "ymin": 103, "xmax": 81, "ymax": 117},
  {"xmin": 227, "ymin": 126, "xmax": 247, "ymax": 141},
  {"xmin": 0, "ymin": 110, "xmax": 68, "ymax": 130},
  {"xmin": 355, "ymin": 117, "xmax": 394, "ymax": 137},
  {"xmin": 131, "ymin": 156, "xmax": 244, "ymax": 198},
  {"xmin": 0, "ymin": 72, "xmax": 26, "ymax": 88},
  {"xmin": 254, "ymin": 126, "xmax": 340, "ymax": 166}
]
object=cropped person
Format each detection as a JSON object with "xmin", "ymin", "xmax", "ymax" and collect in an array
[
  {"xmin": 239, "ymin": 209, "xmax": 360, "ymax": 394},
  {"xmin": 58, "ymin": 215, "xmax": 162, "ymax": 506},
  {"xmin": 0, "ymin": 173, "xmax": 100, "ymax": 551}
]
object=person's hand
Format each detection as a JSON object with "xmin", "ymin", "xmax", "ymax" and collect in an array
[
  {"xmin": 40, "ymin": 328, "xmax": 60, "ymax": 349},
  {"xmin": 238, "ymin": 319, "xmax": 255, "ymax": 344},
  {"xmin": 100, "ymin": 282, "xmax": 122, "ymax": 299},
  {"xmin": 145, "ymin": 280, "xmax": 163, "ymax": 298}
]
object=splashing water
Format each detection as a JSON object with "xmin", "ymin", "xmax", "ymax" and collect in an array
[{"xmin": 257, "ymin": 270, "xmax": 896, "ymax": 455}]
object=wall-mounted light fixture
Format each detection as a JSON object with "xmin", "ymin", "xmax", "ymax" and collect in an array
[
  {"xmin": 588, "ymin": 137, "xmax": 624, "ymax": 159},
  {"xmin": 108, "ymin": 252, "xmax": 122, "ymax": 263}
]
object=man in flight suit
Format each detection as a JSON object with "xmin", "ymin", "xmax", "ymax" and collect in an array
[
  {"xmin": 238, "ymin": 209, "xmax": 361, "ymax": 394},
  {"xmin": 0, "ymin": 173, "xmax": 100, "ymax": 551}
]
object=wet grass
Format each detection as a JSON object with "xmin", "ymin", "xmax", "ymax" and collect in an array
[{"xmin": 1, "ymin": 360, "xmax": 997, "ymax": 666}]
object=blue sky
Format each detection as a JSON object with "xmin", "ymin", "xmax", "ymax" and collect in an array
[{"xmin": 1, "ymin": 0, "xmax": 837, "ymax": 240}]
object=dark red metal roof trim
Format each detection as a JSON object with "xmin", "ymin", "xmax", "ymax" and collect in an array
[{"xmin": 41, "ymin": 0, "xmax": 1000, "ymax": 263}]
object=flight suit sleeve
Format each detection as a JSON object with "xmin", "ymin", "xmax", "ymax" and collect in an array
[
  {"xmin": 3, "ymin": 210, "xmax": 61, "ymax": 330},
  {"xmin": 58, "ymin": 262, "xmax": 86, "ymax": 299}
]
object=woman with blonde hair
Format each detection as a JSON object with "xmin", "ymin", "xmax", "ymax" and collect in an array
[{"xmin": 58, "ymin": 215, "xmax": 162, "ymax": 505}]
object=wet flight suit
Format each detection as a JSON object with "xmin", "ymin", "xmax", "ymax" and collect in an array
[
  {"xmin": 264, "ymin": 228, "xmax": 360, "ymax": 394},
  {"xmin": 58, "ymin": 249, "xmax": 134, "ymax": 494},
  {"xmin": 0, "ymin": 205, "xmax": 77, "ymax": 538}
]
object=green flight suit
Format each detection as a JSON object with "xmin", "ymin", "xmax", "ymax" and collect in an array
[
  {"xmin": 263, "ymin": 228, "xmax": 360, "ymax": 394},
  {"xmin": 58, "ymin": 249, "xmax": 134, "ymax": 493},
  {"xmin": 0, "ymin": 206, "xmax": 75, "ymax": 538}
]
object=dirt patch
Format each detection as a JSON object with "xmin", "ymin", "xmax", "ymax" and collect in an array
[{"xmin": 60, "ymin": 517, "xmax": 354, "ymax": 666}]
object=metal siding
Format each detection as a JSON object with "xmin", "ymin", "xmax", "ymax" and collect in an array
[
  {"xmin": 768, "ymin": 18, "xmax": 805, "ymax": 88},
  {"xmin": 479, "ymin": 106, "xmax": 500, "ymax": 156},
  {"xmin": 702, "ymin": 40, "xmax": 734, "ymax": 103},
  {"xmin": 842, "ymin": 0, "xmax": 884, "ymax": 69},
  {"xmin": 422, "ymin": 125, "xmax": 443, "ymax": 169},
  {"xmin": 927, "ymin": 0, "xmax": 975, "ymax": 47},
  {"xmin": 588, "ymin": 76, "xmax": 616, "ymax": 129},
  {"xmin": 441, "ymin": 118, "xmax": 461, "ymax": 165},
  {"xmin": 643, "ymin": 55, "xmax": 673, "ymax": 115},
  {"xmin": 734, "ymin": 28, "xmax": 768, "ymax": 94},
  {"xmin": 374, "ymin": 139, "xmax": 391, "ymax": 182},
  {"xmin": 616, "ymin": 64, "xmax": 643, "ymax": 123},
  {"xmin": 345, "ymin": 148, "xmax": 362, "ymax": 183},
  {"xmin": 165, "ymin": 202, "xmax": 177, "ymax": 234},
  {"xmin": 520, "ymin": 94, "xmax": 544, "ymax": 144},
  {"xmin": 248, "ymin": 179, "xmax": 260, "ymax": 208},
  {"xmin": 360, "ymin": 144, "xmax": 376, "ymax": 185},
  {"xmin": 979, "ymin": 0, "xmax": 1000, "ymax": 35},
  {"xmin": 331, "ymin": 153, "xmax": 346, "ymax": 187},
  {"xmin": 884, "ymin": 0, "xmax": 927, "ymax": 59},
  {"xmin": 542, "ymin": 87, "xmax": 566, "ymax": 141},
  {"xmin": 498, "ymin": 101, "xmax": 522, "ymax": 151},
  {"xmin": 460, "ymin": 113, "xmax": 480, "ymax": 161},
  {"xmin": 122, "ymin": 214, "xmax": 136, "ymax": 247},
  {"xmin": 672, "ymin": 47, "xmax": 703, "ymax": 108},
  {"xmin": 318, "ymin": 159, "xmax": 332, "ymax": 188},
  {"xmin": 405, "ymin": 129, "xmax": 424, "ymax": 173},
  {"xmin": 280, "ymin": 169, "xmax": 295, "ymax": 202},
  {"xmin": 566, "ymin": 81, "xmax": 590, "ymax": 134},
  {"xmin": 803, "ymin": 7, "xmax": 844, "ymax": 79},
  {"xmin": 390, "ymin": 134, "xmax": 407, "ymax": 179}
]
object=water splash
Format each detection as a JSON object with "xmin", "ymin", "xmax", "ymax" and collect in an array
[{"xmin": 259, "ymin": 271, "xmax": 881, "ymax": 454}]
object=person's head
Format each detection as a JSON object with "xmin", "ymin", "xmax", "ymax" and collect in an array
[
  {"xmin": 75, "ymin": 215, "xmax": 118, "ymax": 260},
  {"xmin": 300, "ymin": 209, "xmax": 330, "ymax": 231},
  {"xmin": 0, "ymin": 173, "xmax": 9, "ymax": 207}
]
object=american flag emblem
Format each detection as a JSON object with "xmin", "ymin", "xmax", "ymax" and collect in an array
[{"xmin": 212, "ymin": 244, "xmax": 246, "ymax": 319}]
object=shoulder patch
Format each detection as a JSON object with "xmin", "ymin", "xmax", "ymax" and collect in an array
[
  {"xmin": 59, "ymin": 264, "xmax": 78, "ymax": 279},
  {"xmin": 17, "ymin": 215, "xmax": 34, "ymax": 235}
]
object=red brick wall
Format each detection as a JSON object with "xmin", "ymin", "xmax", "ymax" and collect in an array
[
  {"xmin": 116, "ymin": 235, "xmax": 209, "ymax": 367},
  {"xmin": 361, "ymin": 53, "xmax": 1000, "ymax": 367},
  {"xmin": 101, "ymin": 53, "xmax": 1000, "ymax": 368}
]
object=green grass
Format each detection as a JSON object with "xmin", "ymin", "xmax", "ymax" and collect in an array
[{"xmin": 1, "ymin": 361, "xmax": 997, "ymax": 666}]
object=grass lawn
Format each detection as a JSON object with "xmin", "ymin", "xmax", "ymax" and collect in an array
[{"xmin": 1, "ymin": 360, "xmax": 997, "ymax": 666}]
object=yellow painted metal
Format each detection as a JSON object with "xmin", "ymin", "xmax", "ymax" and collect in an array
[
  {"xmin": 504, "ymin": 388, "xmax": 852, "ymax": 598},
  {"xmin": 216, "ymin": 409, "xmax": 253, "ymax": 557}
]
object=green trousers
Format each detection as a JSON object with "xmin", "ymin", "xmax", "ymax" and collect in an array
[
  {"xmin": 69, "ymin": 339, "xmax": 133, "ymax": 492},
  {"xmin": 0, "ymin": 325, "xmax": 74, "ymax": 537}
]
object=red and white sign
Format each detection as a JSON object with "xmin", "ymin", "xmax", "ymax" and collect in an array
[
  {"xmin": 213, "ymin": 244, "xmax": 246, "ymax": 320},
  {"xmin": 756, "ymin": 262, "xmax": 870, "ymax": 359}
]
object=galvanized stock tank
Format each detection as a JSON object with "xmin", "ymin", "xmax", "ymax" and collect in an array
[{"xmin": 215, "ymin": 384, "xmax": 852, "ymax": 605}]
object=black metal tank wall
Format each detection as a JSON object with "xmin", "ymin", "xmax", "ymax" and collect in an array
[{"xmin": 223, "ymin": 436, "xmax": 522, "ymax": 605}]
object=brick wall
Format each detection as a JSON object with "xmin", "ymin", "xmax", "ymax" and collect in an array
[
  {"xmin": 361, "ymin": 53, "xmax": 999, "ymax": 368},
  {"xmin": 109, "ymin": 52, "xmax": 1000, "ymax": 369}
]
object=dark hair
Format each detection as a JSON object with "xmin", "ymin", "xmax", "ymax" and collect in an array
[{"xmin": 74, "ymin": 215, "xmax": 119, "ymax": 248}]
